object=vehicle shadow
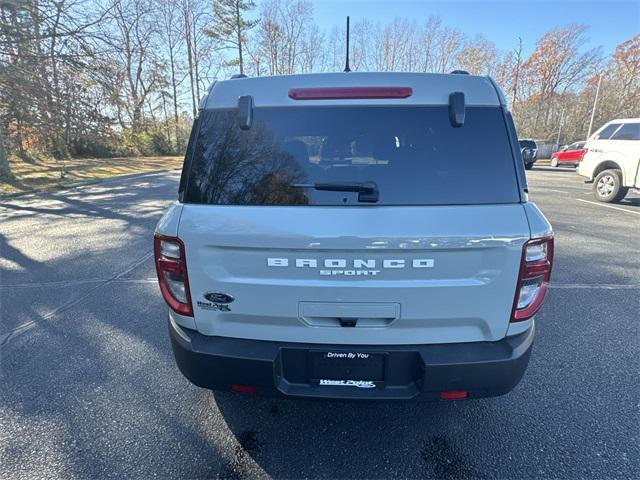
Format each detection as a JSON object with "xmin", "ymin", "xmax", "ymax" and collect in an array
[
  {"xmin": 212, "ymin": 390, "xmax": 491, "ymax": 479},
  {"xmin": 530, "ymin": 165, "xmax": 576, "ymax": 172},
  {"xmin": 618, "ymin": 197, "xmax": 640, "ymax": 207}
]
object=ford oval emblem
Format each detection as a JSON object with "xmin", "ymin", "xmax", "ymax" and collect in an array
[{"xmin": 203, "ymin": 292, "xmax": 235, "ymax": 304}]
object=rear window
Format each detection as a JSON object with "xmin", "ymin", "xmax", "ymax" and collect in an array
[
  {"xmin": 519, "ymin": 140, "xmax": 536, "ymax": 149},
  {"xmin": 183, "ymin": 106, "xmax": 520, "ymax": 206}
]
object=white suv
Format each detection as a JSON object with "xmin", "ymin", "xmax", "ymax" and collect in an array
[
  {"xmin": 578, "ymin": 119, "xmax": 640, "ymax": 203},
  {"xmin": 154, "ymin": 72, "xmax": 554, "ymax": 401}
]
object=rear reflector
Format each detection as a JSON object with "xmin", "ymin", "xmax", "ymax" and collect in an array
[
  {"xmin": 231, "ymin": 384, "xmax": 257, "ymax": 395},
  {"xmin": 288, "ymin": 86, "xmax": 412, "ymax": 100},
  {"xmin": 440, "ymin": 390, "xmax": 468, "ymax": 400}
]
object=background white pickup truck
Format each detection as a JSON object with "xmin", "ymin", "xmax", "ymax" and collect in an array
[{"xmin": 579, "ymin": 118, "xmax": 640, "ymax": 202}]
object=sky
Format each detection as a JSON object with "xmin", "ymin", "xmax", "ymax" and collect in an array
[{"xmin": 304, "ymin": 0, "xmax": 639, "ymax": 56}]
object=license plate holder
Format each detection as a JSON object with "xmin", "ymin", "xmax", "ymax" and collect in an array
[{"xmin": 309, "ymin": 350, "xmax": 386, "ymax": 384}]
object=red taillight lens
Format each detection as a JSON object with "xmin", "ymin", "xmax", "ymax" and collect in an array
[
  {"xmin": 288, "ymin": 86, "xmax": 413, "ymax": 100},
  {"xmin": 440, "ymin": 390, "xmax": 468, "ymax": 400},
  {"xmin": 231, "ymin": 384, "xmax": 257, "ymax": 395},
  {"xmin": 511, "ymin": 236, "xmax": 554, "ymax": 322},
  {"xmin": 154, "ymin": 234, "xmax": 193, "ymax": 316}
]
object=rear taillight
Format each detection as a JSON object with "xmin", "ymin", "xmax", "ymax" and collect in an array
[
  {"xmin": 154, "ymin": 234, "xmax": 193, "ymax": 316},
  {"xmin": 511, "ymin": 236, "xmax": 554, "ymax": 322}
]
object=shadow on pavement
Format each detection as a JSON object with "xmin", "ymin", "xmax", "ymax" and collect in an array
[{"xmin": 1, "ymin": 170, "xmax": 638, "ymax": 479}]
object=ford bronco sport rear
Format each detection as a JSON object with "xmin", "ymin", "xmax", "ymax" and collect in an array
[{"xmin": 155, "ymin": 72, "xmax": 553, "ymax": 401}]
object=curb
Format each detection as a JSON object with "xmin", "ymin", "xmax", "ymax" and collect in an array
[{"xmin": 1, "ymin": 169, "xmax": 180, "ymax": 200}]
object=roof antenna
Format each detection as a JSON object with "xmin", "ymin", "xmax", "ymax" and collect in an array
[{"xmin": 344, "ymin": 16, "xmax": 351, "ymax": 72}]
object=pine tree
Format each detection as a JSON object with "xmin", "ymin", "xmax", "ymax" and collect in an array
[{"xmin": 208, "ymin": 0, "xmax": 258, "ymax": 75}]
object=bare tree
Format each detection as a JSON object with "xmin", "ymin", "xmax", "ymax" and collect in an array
[
  {"xmin": 181, "ymin": 0, "xmax": 197, "ymax": 115},
  {"xmin": 456, "ymin": 35, "xmax": 497, "ymax": 75},
  {"xmin": 251, "ymin": 0, "xmax": 315, "ymax": 75},
  {"xmin": 418, "ymin": 17, "xmax": 441, "ymax": 72},
  {"xmin": 159, "ymin": 0, "xmax": 184, "ymax": 150},
  {"xmin": 255, "ymin": 0, "xmax": 284, "ymax": 75},
  {"xmin": 279, "ymin": 0, "xmax": 313, "ymax": 74},
  {"xmin": 435, "ymin": 26, "xmax": 464, "ymax": 73},
  {"xmin": 101, "ymin": 0, "xmax": 161, "ymax": 132}
]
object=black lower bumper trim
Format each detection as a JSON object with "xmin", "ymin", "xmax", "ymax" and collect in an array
[{"xmin": 168, "ymin": 318, "xmax": 534, "ymax": 401}]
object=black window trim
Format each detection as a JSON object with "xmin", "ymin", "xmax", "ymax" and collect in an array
[{"xmin": 178, "ymin": 115, "xmax": 201, "ymax": 202}]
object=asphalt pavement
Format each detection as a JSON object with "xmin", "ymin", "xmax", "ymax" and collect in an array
[{"xmin": 1, "ymin": 167, "xmax": 639, "ymax": 479}]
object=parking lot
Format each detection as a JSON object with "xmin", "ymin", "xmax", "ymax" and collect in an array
[{"xmin": 1, "ymin": 166, "xmax": 638, "ymax": 479}]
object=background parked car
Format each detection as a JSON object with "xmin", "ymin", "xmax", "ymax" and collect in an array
[
  {"xmin": 519, "ymin": 139, "xmax": 538, "ymax": 170},
  {"xmin": 550, "ymin": 141, "xmax": 587, "ymax": 167},
  {"xmin": 578, "ymin": 118, "xmax": 640, "ymax": 202}
]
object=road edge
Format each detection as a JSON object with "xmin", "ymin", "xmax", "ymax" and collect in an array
[{"xmin": 1, "ymin": 168, "xmax": 181, "ymax": 199}]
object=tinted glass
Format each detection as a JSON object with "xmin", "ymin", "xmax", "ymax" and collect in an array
[
  {"xmin": 178, "ymin": 116, "xmax": 200, "ymax": 200},
  {"xmin": 610, "ymin": 123, "xmax": 640, "ymax": 141},
  {"xmin": 184, "ymin": 106, "xmax": 520, "ymax": 206},
  {"xmin": 519, "ymin": 140, "xmax": 536, "ymax": 149},
  {"xmin": 594, "ymin": 123, "xmax": 621, "ymax": 139}
]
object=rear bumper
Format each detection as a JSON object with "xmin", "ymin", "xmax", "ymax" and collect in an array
[{"xmin": 169, "ymin": 318, "xmax": 534, "ymax": 401}]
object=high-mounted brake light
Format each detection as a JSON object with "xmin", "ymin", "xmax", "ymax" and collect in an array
[
  {"xmin": 154, "ymin": 234, "xmax": 193, "ymax": 316},
  {"xmin": 288, "ymin": 86, "xmax": 412, "ymax": 100},
  {"xmin": 511, "ymin": 236, "xmax": 554, "ymax": 322}
]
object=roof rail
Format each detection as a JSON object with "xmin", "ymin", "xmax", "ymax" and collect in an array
[
  {"xmin": 230, "ymin": 73, "xmax": 248, "ymax": 79},
  {"xmin": 450, "ymin": 70, "xmax": 469, "ymax": 75}
]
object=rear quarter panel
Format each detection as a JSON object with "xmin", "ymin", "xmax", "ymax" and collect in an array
[{"xmin": 155, "ymin": 202, "xmax": 184, "ymax": 237}]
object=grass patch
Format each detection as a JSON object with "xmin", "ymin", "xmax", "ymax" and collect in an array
[{"xmin": 0, "ymin": 156, "xmax": 183, "ymax": 195}]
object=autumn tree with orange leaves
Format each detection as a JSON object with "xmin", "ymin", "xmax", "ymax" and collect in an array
[{"xmin": 514, "ymin": 26, "xmax": 602, "ymax": 140}]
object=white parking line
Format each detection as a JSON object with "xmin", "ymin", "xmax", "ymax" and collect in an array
[
  {"xmin": 574, "ymin": 198, "xmax": 640, "ymax": 215},
  {"xmin": 0, "ymin": 253, "xmax": 154, "ymax": 347},
  {"xmin": 549, "ymin": 283, "xmax": 640, "ymax": 289},
  {"xmin": 539, "ymin": 188, "xmax": 570, "ymax": 194}
]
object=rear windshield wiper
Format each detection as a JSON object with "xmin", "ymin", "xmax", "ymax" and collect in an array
[{"xmin": 291, "ymin": 181, "xmax": 379, "ymax": 203}]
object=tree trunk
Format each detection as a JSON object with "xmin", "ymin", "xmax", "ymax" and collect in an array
[
  {"xmin": 192, "ymin": 12, "xmax": 201, "ymax": 102},
  {"xmin": 169, "ymin": 45, "xmax": 181, "ymax": 151},
  {"xmin": 184, "ymin": 8, "xmax": 197, "ymax": 116},
  {"xmin": 236, "ymin": 2, "xmax": 244, "ymax": 75},
  {"xmin": 0, "ymin": 123, "xmax": 13, "ymax": 180}
]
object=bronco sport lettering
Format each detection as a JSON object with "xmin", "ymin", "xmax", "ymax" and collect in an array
[{"xmin": 267, "ymin": 257, "xmax": 434, "ymax": 276}]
